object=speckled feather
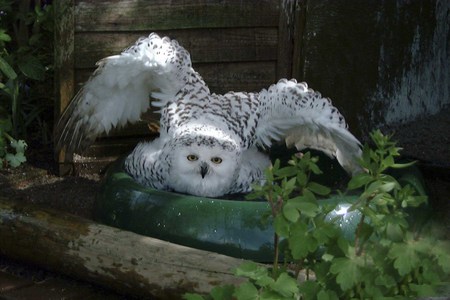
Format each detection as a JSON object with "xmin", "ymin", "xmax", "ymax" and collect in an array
[{"xmin": 55, "ymin": 33, "xmax": 361, "ymax": 197}]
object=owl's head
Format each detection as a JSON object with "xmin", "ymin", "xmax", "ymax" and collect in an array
[{"xmin": 167, "ymin": 131, "xmax": 241, "ymax": 197}]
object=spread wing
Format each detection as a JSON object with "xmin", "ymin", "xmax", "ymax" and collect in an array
[
  {"xmin": 55, "ymin": 33, "xmax": 196, "ymax": 155},
  {"xmin": 255, "ymin": 79, "xmax": 362, "ymax": 174}
]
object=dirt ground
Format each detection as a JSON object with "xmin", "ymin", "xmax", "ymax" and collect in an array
[{"xmin": 0, "ymin": 107, "xmax": 449, "ymax": 294}]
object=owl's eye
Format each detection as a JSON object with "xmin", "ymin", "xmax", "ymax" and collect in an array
[
  {"xmin": 210, "ymin": 157, "xmax": 222, "ymax": 164},
  {"xmin": 187, "ymin": 154, "xmax": 198, "ymax": 161}
]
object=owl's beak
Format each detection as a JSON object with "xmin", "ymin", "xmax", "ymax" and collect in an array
[{"xmin": 200, "ymin": 162, "xmax": 208, "ymax": 179}]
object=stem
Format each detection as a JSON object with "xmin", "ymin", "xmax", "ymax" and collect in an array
[
  {"xmin": 354, "ymin": 214, "xmax": 366, "ymax": 256},
  {"xmin": 3, "ymin": 132, "xmax": 14, "ymax": 142},
  {"xmin": 272, "ymin": 232, "xmax": 279, "ymax": 277}
]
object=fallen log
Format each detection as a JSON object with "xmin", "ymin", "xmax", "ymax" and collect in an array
[{"xmin": 0, "ymin": 197, "xmax": 246, "ymax": 299}]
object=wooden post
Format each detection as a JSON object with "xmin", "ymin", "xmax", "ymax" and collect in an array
[
  {"xmin": 54, "ymin": 0, "xmax": 75, "ymax": 175},
  {"xmin": 0, "ymin": 198, "xmax": 246, "ymax": 299}
]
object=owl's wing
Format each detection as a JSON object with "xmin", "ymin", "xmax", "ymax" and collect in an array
[
  {"xmin": 55, "ymin": 33, "xmax": 195, "ymax": 154},
  {"xmin": 255, "ymin": 79, "xmax": 362, "ymax": 174}
]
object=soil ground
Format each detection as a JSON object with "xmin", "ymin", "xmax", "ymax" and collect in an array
[{"xmin": 0, "ymin": 107, "xmax": 449, "ymax": 297}]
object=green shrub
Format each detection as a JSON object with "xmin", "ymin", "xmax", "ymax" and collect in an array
[
  {"xmin": 185, "ymin": 130, "xmax": 449, "ymax": 299},
  {"xmin": 0, "ymin": 0, "xmax": 53, "ymax": 168}
]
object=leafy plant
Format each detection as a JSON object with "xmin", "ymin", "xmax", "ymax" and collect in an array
[
  {"xmin": 0, "ymin": 0, "xmax": 53, "ymax": 168},
  {"xmin": 184, "ymin": 130, "xmax": 449, "ymax": 299}
]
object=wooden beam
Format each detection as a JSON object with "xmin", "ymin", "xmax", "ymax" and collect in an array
[
  {"xmin": 0, "ymin": 198, "xmax": 246, "ymax": 299},
  {"xmin": 74, "ymin": 0, "xmax": 280, "ymax": 32}
]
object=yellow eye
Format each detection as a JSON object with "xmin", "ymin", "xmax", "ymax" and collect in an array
[
  {"xmin": 187, "ymin": 154, "xmax": 198, "ymax": 161},
  {"xmin": 211, "ymin": 157, "xmax": 222, "ymax": 164}
]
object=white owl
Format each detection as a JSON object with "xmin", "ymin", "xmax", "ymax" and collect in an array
[{"xmin": 56, "ymin": 33, "xmax": 361, "ymax": 198}]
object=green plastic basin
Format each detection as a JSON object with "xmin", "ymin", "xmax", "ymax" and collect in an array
[{"xmin": 94, "ymin": 154, "xmax": 428, "ymax": 262}]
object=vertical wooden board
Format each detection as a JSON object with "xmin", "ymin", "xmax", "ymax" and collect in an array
[
  {"xmin": 74, "ymin": 0, "xmax": 280, "ymax": 31},
  {"xmin": 54, "ymin": 0, "xmax": 75, "ymax": 173},
  {"xmin": 298, "ymin": 1, "xmax": 382, "ymax": 137},
  {"xmin": 276, "ymin": 0, "xmax": 296, "ymax": 79},
  {"xmin": 54, "ymin": 0, "xmax": 75, "ymax": 117},
  {"xmin": 298, "ymin": 0, "xmax": 449, "ymax": 138}
]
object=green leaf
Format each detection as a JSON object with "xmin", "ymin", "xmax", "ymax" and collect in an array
[
  {"xmin": 409, "ymin": 284, "xmax": 437, "ymax": 297},
  {"xmin": 347, "ymin": 172, "xmax": 373, "ymax": 190},
  {"xmin": 297, "ymin": 201, "xmax": 319, "ymax": 218},
  {"xmin": 0, "ymin": 56, "xmax": 17, "ymax": 80},
  {"xmin": 274, "ymin": 214, "xmax": 290, "ymax": 237},
  {"xmin": 391, "ymin": 160, "xmax": 416, "ymax": 169},
  {"xmin": 317, "ymin": 290, "xmax": 339, "ymax": 300},
  {"xmin": 18, "ymin": 55, "xmax": 46, "ymax": 81},
  {"xmin": 329, "ymin": 257, "xmax": 362, "ymax": 291},
  {"xmin": 374, "ymin": 274, "xmax": 397, "ymax": 289},
  {"xmin": 0, "ymin": 29, "xmax": 11, "ymax": 42},
  {"xmin": 234, "ymin": 261, "xmax": 262, "ymax": 278},
  {"xmin": 388, "ymin": 243, "xmax": 420, "ymax": 276},
  {"xmin": 210, "ymin": 285, "xmax": 235, "ymax": 300},
  {"xmin": 282, "ymin": 177, "xmax": 297, "ymax": 195},
  {"xmin": 5, "ymin": 152, "xmax": 26, "ymax": 167},
  {"xmin": 289, "ymin": 233, "xmax": 317, "ymax": 259},
  {"xmin": 307, "ymin": 181, "xmax": 331, "ymax": 196},
  {"xmin": 275, "ymin": 166, "xmax": 298, "ymax": 178},
  {"xmin": 378, "ymin": 181, "xmax": 398, "ymax": 193},
  {"xmin": 298, "ymin": 281, "xmax": 320, "ymax": 300},
  {"xmin": 313, "ymin": 223, "xmax": 338, "ymax": 244},
  {"xmin": 233, "ymin": 282, "xmax": 259, "ymax": 300},
  {"xmin": 309, "ymin": 162, "xmax": 322, "ymax": 175},
  {"xmin": 183, "ymin": 293, "xmax": 205, "ymax": 300},
  {"xmin": 234, "ymin": 262, "xmax": 274, "ymax": 289},
  {"xmin": 282, "ymin": 202, "xmax": 300, "ymax": 222},
  {"xmin": 0, "ymin": 116, "xmax": 12, "ymax": 132},
  {"xmin": 430, "ymin": 240, "xmax": 450, "ymax": 273},
  {"xmin": 10, "ymin": 139, "xmax": 27, "ymax": 153},
  {"xmin": 385, "ymin": 221, "xmax": 404, "ymax": 242},
  {"xmin": 296, "ymin": 172, "xmax": 307, "ymax": 186},
  {"xmin": 270, "ymin": 273, "xmax": 299, "ymax": 297}
]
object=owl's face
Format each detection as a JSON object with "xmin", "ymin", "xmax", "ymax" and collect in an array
[{"xmin": 167, "ymin": 134, "xmax": 241, "ymax": 197}]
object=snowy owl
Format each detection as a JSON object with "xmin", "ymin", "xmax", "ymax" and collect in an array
[{"xmin": 55, "ymin": 33, "xmax": 361, "ymax": 198}]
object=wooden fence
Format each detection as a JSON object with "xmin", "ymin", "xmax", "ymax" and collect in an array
[{"xmin": 54, "ymin": 0, "xmax": 303, "ymax": 174}]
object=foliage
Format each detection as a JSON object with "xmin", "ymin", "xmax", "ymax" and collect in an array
[
  {"xmin": 0, "ymin": 0, "xmax": 53, "ymax": 168},
  {"xmin": 184, "ymin": 130, "xmax": 450, "ymax": 299}
]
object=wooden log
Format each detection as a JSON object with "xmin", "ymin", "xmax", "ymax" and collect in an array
[{"xmin": 0, "ymin": 198, "xmax": 246, "ymax": 299}]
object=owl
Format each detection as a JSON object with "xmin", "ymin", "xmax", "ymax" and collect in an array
[{"xmin": 55, "ymin": 33, "xmax": 362, "ymax": 198}]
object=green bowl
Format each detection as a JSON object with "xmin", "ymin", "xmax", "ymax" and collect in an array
[{"xmin": 94, "ymin": 153, "xmax": 428, "ymax": 262}]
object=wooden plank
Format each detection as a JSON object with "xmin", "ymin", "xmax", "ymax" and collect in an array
[
  {"xmin": 0, "ymin": 198, "xmax": 246, "ymax": 299},
  {"xmin": 75, "ymin": 61, "xmax": 277, "ymax": 97},
  {"xmin": 196, "ymin": 61, "xmax": 277, "ymax": 93},
  {"xmin": 74, "ymin": 0, "xmax": 280, "ymax": 32},
  {"xmin": 74, "ymin": 28, "xmax": 279, "ymax": 68}
]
